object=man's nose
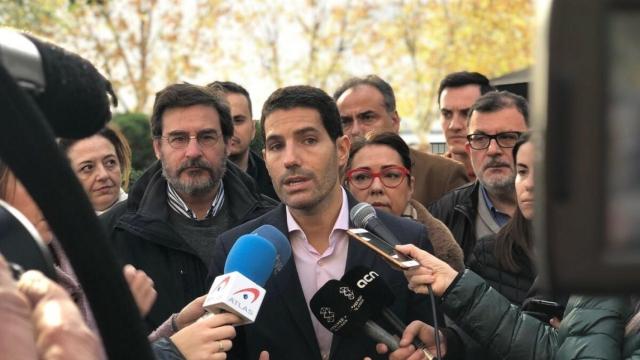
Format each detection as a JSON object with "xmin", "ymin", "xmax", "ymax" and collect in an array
[{"xmin": 184, "ymin": 136, "xmax": 203, "ymax": 157}]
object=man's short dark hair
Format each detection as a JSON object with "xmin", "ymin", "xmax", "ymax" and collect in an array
[
  {"xmin": 150, "ymin": 83, "xmax": 233, "ymax": 142},
  {"xmin": 207, "ymin": 81, "xmax": 253, "ymax": 117},
  {"xmin": 437, "ymin": 71, "xmax": 495, "ymax": 106},
  {"xmin": 333, "ymin": 75, "xmax": 396, "ymax": 113},
  {"xmin": 468, "ymin": 90, "xmax": 529, "ymax": 126},
  {"xmin": 261, "ymin": 85, "xmax": 343, "ymax": 142}
]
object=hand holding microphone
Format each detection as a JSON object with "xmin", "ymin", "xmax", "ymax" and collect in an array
[{"xmin": 395, "ymin": 244, "xmax": 458, "ymax": 297}]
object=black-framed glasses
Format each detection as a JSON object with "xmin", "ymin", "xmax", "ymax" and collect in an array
[
  {"xmin": 157, "ymin": 131, "xmax": 221, "ymax": 149},
  {"xmin": 466, "ymin": 132, "xmax": 522, "ymax": 150},
  {"xmin": 345, "ymin": 165, "xmax": 410, "ymax": 190}
]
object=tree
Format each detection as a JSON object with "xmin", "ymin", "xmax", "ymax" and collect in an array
[{"xmin": 111, "ymin": 112, "xmax": 155, "ymax": 182}]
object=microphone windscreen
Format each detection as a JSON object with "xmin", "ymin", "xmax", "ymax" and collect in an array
[
  {"xmin": 252, "ymin": 225, "xmax": 291, "ymax": 272},
  {"xmin": 25, "ymin": 34, "xmax": 113, "ymax": 138},
  {"xmin": 342, "ymin": 266, "xmax": 395, "ymax": 310},
  {"xmin": 224, "ymin": 234, "xmax": 276, "ymax": 286},
  {"xmin": 350, "ymin": 202, "xmax": 377, "ymax": 229},
  {"xmin": 310, "ymin": 279, "xmax": 371, "ymax": 336}
]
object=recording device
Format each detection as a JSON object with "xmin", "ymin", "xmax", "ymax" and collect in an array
[
  {"xmin": 0, "ymin": 28, "xmax": 114, "ymax": 138},
  {"xmin": 251, "ymin": 225, "xmax": 291, "ymax": 275},
  {"xmin": 310, "ymin": 279, "xmax": 401, "ymax": 352},
  {"xmin": 350, "ymin": 203, "xmax": 401, "ymax": 246},
  {"xmin": 204, "ymin": 234, "xmax": 277, "ymax": 324},
  {"xmin": 535, "ymin": 0, "xmax": 640, "ymax": 292},
  {"xmin": 0, "ymin": 200, "xmax": 57, "ymax": 280},
  {"xmin": 347, "ymin": 228, "xmax": 419, "ymax": 270},
  {"xmin": 522, "ymin": 298, "xmax": 565, "ymax": 323},
  {"xmin": 342, "ymin": 267, "xmax": 430, "ymax": 354}
]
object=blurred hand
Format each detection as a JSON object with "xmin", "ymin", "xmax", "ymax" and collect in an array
[
  {"xmin": 375, "ymin": 321, "xmax": 446, "ymax": 360},
  {"xmin": 0, "ymin": 254, "xmax": 38, "ymax": 359},
  {"xmin": 170, "ymin": 312, "xmax": 241, "ymax": 360},
  {"xmin": 550, "ymin": 317, "xmax": 561, "ymax": 329},
  {"xmin": 0, "ymin": 252, "xmax": 105, "ymax": 360},
  {"xmin": 175, "ymin": 295, "xmax": 207, "ymax": 331},
  {"xmin": 123, "ymin": 264, "xmax": 157, "ymax": 317},
  {"xmin": 259, "ymin": 350, "xmax": 270, "ymax": 360},
  {"xmin": 396, "ymin": 244, "xmax": 459, "ymax": 297}
]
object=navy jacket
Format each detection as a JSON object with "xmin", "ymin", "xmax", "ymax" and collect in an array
[{"xmin": 207, "ymin": 192, "xmax": 443, "ymax": 360}]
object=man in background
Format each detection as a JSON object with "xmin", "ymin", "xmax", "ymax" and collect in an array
[
  {"xmin": 208, "ymin": 81, "xmax": 278, "ymax": 200},
  {"xmin": 334, "ymin": 75, "xmax": 469, "ymax": 207}
]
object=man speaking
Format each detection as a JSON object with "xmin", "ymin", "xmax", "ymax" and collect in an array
[{"xmin": 209, "ymin": 85, "xmax": 441, "ymax": 359}]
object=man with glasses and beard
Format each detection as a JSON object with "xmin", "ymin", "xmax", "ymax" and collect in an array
[
  {"xmin": 429, "ymin": 91, "xmax": 529, "ymax": 261},
  {"xmin": 102, "ymin": 83, "xmax": 276, "ymax": 330}
]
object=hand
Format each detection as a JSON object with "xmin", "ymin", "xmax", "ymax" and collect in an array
[
  {"xmin": 123, "ymin": 264, "xmax": 157, "ymax": 317},
  {"xmin": 396, "ymin": 244, "xmax": 459, "ymax": 297},
  {"xmin": 549, "ymin": 317, "xmax": 561, "ymax": 329},
  {"xmin": 170, "ymin": 312, "xmax": 241, "ymax": 360},
  {"xmin": 0, "ymin": 254, "xmax": 38, "ymax": 359},
  {"xmin": 0, "ymin": 251, "xmax": 103, "ymax": 360},
  {"xmin": 259, "ymin": 350, "xmax": 270, "ymax": 360},
  {"xmin": 377, "ymin": 321, "xmax": 446, "ymax": 360},
  {"xmin": 175, "ymin": 295, "xmax": 207, "ymax": 330}
]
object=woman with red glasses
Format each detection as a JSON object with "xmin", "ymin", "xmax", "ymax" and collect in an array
[{"xmin": 345, "ymin": 131, "xmax": 464, "ymax": 271}]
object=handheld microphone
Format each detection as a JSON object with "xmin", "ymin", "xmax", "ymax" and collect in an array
[
  {"xmin": 310, "ymin": 279, "xmax": 400, "ymax": 352},
  {"xmin": 342, "ymin": 266, "xmax": 429, "ymax": 353},
  {"xmin": 0, "ymin": 29, "xmax": 115, "ymax": 138},
  {"xmin": 204, "ymin": 234, "xmax": 276, "ymax": 324},
  {"xmin": 251, "ymin": 225, "xmax": 291, "ymax": 275},
  {"xmin": 350, "ymin": 203, "xmax": 401, "ymax": 246}
]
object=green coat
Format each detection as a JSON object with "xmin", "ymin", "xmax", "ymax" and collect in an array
[{"xmin": 442, "ymin": 270, "xmax": 640, "ymax": 359}]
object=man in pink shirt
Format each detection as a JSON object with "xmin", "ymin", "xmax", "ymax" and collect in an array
[{"xmin": 209, "ymin": 85, "xmax": 442, "ymax": 360}]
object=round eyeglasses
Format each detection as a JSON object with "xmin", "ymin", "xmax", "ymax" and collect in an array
[
  {"xmin": 157, "ymin": 131, "xmax": 221, "ymax": 149},
  {"xmin": 466, "ymin": 131, "xmax": 522, "ymax": 150},
  {"xmin": 345, "ymin": 166, "xmax": 410, "ymax": 190}
]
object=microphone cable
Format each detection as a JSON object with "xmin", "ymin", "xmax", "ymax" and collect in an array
[{"xmin": 426, "ymin": 284, "xmax": 442, "ymax": 360}]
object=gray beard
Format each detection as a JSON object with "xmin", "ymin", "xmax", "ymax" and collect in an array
[
  {"xmin": 162, "ymin": 161, "xmax": 226, "ymax": 196},
  {"xmin": 479, "ymin": 174, "xmax": 516, "ymax": 200}
]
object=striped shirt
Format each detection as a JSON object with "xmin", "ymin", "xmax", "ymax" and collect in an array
[{"xmin": 166, "ymin": 183, "xmax": 225, "ymax": 220}]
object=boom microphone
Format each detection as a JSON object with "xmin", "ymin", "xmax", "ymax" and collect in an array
[
  {"xmin": 350, "ymin": 203, "xmax": 401, "ymax": 246},
  {"xmin": 310, "ymin": 279, "xmax": 400, "ymax": 352},
  {"xmin": 204, "ymin": 234, "xmax": 276, "ymax": 324},
  {"xmin": 0, "ymin": 29, "xmax": 115, "ymax": 138},
  {"xmin": 251, "ymin": 225, "xmax": 291, "ymax": 275}
]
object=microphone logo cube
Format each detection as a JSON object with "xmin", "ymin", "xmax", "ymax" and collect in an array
[{"xmin": 204, "ymin": 271, "xmax": 266, "ymax": 324}]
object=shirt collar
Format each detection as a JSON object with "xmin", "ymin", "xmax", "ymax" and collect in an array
[
  {"xmin": 166, "ymin": 182, "xmax": 225, "ymax": 220},
  {"xmin": 479, "ymin": 184, "xmax": 511, "ymax": 227},
  {"xmin": 285, "ymin": 187, "xmax": 350, "ymax": 237}
]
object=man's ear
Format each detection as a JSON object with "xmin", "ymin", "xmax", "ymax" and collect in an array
[
  {"xmin": 152, "ymin": 139, "xmax": 161, "ymax": 160},
  {"xmin": 464, "ymin": 142, "xmax": 471, "ymax": 156},
  {"xmin": 336, "ymin": 135, "xmax": 351, "ymax": 167},
  {"xmin": 390, "ymin": 111, "xmax": 401, "ymax": 133}
]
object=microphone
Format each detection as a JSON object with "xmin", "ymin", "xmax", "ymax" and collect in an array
[
  {"xmin": 251, "ymin": 225, "xmax": 291, "ymax": 275},
  {"xmin": 0, "ymin": 29, "xmax": 115, "ymax": 138},
  {"xmin": 342, "ymin": 266, "xmax": 430, "ymax": 354},
  {"xmin": 310, "ymin": 279, "xmax": 400, "ymax": 352},
  {"xmin": 204, "ymin": 234, "xmax": 276, "ymax": 324},
  {"xmin": 350, "ymin": 203, "xmax": 401, "ymax": 246}
]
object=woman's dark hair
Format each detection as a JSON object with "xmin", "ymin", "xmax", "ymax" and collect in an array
[
  {"xmin": 346, "ymin": 131, "xmax": 413, "ymax": 172},
  {"xmin": 58, "ymin": 124, "xmax": 133, "ymax": 190},
  {"xmin": 494, "ymin": 132, "xmax": 533, "ymax": 272}
]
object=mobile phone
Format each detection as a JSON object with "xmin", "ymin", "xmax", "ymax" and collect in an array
[
  {"xmin": 522, "ymin": 298, "xmax": 565, "ymax": 321},
  {"xmin": 347, "ymin": 228, "xmax": 420, "ymax": 270}
]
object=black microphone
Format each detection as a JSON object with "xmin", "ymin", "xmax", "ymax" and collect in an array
[
  {"xmin": 310, "ymin": 279, "xmax": 400, "ymax": 352},
  {"xmin": 0, "ymin": 29, "xmax": 115, "ymax": 138},
  {"xmin": 342, "ymin": 266, "xmax": 429, "ymax": 352},
  {"xmin": 350, "ymin": 203, "xmax": 401, "ymax": 246}
]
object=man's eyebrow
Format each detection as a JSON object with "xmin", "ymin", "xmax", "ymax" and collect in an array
[{"xmin": 293, "ymin": 127, "xmax": 321, "ymax": 136}]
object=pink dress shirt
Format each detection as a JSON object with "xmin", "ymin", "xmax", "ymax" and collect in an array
[{"xmin": 286, "ymin": 188, "xmax": 350, "ymax": 360}]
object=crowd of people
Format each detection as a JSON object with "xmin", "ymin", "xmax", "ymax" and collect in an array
[{"xmin": 2, "ymin": 54, "xmax": 638, "ymax": 360}]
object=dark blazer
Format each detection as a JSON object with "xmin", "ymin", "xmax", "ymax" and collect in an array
[{"xmin": 208, "ymin": 192, "xmax": 442, "ymax": 360}]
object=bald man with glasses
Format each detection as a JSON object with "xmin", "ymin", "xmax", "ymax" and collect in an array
[{"xmin": 429, "ymin": 91, "xmax": 529, "ymax": 260}]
